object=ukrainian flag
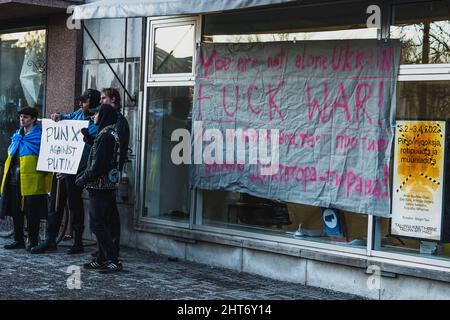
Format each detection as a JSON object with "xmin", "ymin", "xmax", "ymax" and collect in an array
[{"xmin": 1, "ymin": 124, "xmax": 52, "ymax": 196}]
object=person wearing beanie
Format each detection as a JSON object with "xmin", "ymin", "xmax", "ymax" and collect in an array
[{"xmin": 76, "ymin": 104, "xmax": 122, "ymax": 273}]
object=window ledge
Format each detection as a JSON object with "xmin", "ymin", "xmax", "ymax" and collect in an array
[{"xmin": 134, "ymin": 222, "xmax": 450, "ymax": 283}]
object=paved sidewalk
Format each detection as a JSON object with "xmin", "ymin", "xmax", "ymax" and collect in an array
[{"xmin": 0, "ymin": 237, "xmax": 365, "ymax": 300}]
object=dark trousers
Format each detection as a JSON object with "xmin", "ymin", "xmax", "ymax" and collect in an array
[
  {"xmin": 9, "ymin": 182, "xmax": 24, "ymax": 243},
  {"xmin": 109, "ymin": 194, "xmax": 121, "ymax": 255},
  {"xmin": 13, "ymin": 196, "xmax": 46, "ymax": 246},
  {"xmin": 8, "ymin": 178, "xmax": 42, "ymax": 246},
  {"xmin": 47, "ymin": 175, "xmax": 67, "ymax": 244},
  {"xmin": 88, "ymin": 189, "xmax": 118, "ymax": 263},
  {"xmin": 65, "ymin": 175, "xmax": 85, "ymax": 246},
  {"xmin": 47, "ymin": 175, "xmax": 85, "ymax": 246}
]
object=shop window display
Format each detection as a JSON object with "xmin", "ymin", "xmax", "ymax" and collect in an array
[
  {"xmin": 199, "ymin": 27, "xmax": 377, "ymax": 248},
  {"xmin": 0, "ymin": 30, "xmax": 46, "ymax": 162},
  {"xmin": 202, "ymin": 190, "xmax": 368, "ymax": 247},
  {"xmin": 143, "ymin": 86, "xmax": 193, "ymax": 222},
  {"xmin": 374, "ymin": 80, "xmax": 450, "ymax": 260}
]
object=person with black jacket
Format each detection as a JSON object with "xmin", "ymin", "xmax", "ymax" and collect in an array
[
  {"xmin": 76, "ymin": 104, "xmax": 122, "ymax": 273},
  {"xmin": 100, "ymin": 88, "xmax": 130, "ymax": 171},
  {"xmin": 97, "ymin": 88, "xmax": 130, "ymax": 256}
]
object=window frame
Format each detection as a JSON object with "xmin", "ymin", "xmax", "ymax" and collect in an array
[
  {"xmin": 146, "ymin": 16, "xmax": 199, "ymax": 83},
  {"xmin": 370, "ymin": 70, "xmax": 450, "ymax": 268},
  {"xmin": 137, "ymin": 16, "xmax": 200, "ymax": 228}
]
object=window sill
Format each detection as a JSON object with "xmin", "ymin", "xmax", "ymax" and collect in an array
[{"xmin": 134, "ymin": 222, "xmax": 450, "ymax": 283}]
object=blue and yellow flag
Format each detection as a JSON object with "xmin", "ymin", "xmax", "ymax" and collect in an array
[{"xmin": 1, "ymin": 124, "xmax": 52, "ymax": 196}]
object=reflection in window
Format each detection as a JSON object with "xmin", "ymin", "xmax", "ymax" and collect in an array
[
  {"xmin": 202, "ymin": 190, "xmax": 368, "ymax": 248},
  {"xmin": 143, "ymin": 86, "xmax": 193, "ymax": 221},
  {"xmin": 391, "ymin": 21, "xmax": 450, "ymax": 64},
  {"xmin": 210, "ymin": 28, "xmax": 378, "ymax": 43},
  {"xmin": 0, "ymin": 30, "xmax": 46, "ymax": 162},
  {"xmin": 152, "ymin": 24, "xmax": 194, "ymax": 74},
  {"xmin": 397, "ymin": 81, "xmax": 450, "ymax": 119}
]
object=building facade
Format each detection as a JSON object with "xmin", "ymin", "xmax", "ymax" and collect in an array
[{"xmin": 17, "ymin": 0, "xmax": 450, "ymax": 299}]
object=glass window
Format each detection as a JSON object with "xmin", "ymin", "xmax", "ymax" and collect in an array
[
  {"xmin": 194, "ymin": 4, "xmax": 387, "ymax": 248},
  {"xmin": 202, "ymin": 191, "xmax": 367, "ymax": 248},
  {"xmin": 143, "ymin": 86, "xmax": 193, "ymax": 222},
  {"xmin": 391, "ymin": 20, "xmax": 450, "ymax": 64},
  {"xmin": 210, "ymin": 28, "xmax": 378, "ymax": 43},
  {"xmin": 152, "ymin": 24, "xmax": 195, "ymax": 75},
  {"xmin": 374, "ymin": 80, "xmax": 450, "ymax": 261},
  {"xmin": 0, "ymin": 29, "xmax": 46, "ymax": 161},
  {"xmin": 391, "ymin": 2, "xmax": 450, "ymax": 64},
  {"xmin": 204, "ymin": 1, "xmax": 373, "ymax": 36}
]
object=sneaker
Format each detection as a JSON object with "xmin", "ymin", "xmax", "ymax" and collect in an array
[
  {"xmin": 91, "ymin": 250, "xmax": 98, "ymax": 258},
  {"xmin": 83, "ymin": 260, "xmax": 106, "ymax": 270},
  {"xmin": 30, "ymin": 241, "xmax": 57, "ymax": 254},
  {"xmin": 4, "ymin": 241, "xmax": 25, "ymax": 250},
  {"xmin": 98, "ymin": 261, "xmax": 123, "ymax": 273},
  {"xmin": 67, "ymin": 245, "xmax": 84, "ymax": 255}
]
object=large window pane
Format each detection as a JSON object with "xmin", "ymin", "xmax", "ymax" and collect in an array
[
  {"xmin": 204, "ymin": 1, "xmax": 373, "ymax": 36},
  {"xmin": 391, "ymin": 21, "xmax": 450, "ymax": 64},
  {"xmin": 203, "ymin": 190, "xmax": 367, "ymax": 248},
  {"xmin": 143, "ymin": 86, "xmax": 193, "ymax": 221},
  {"xmin": 375, "ymin": 80, "xmax": 450, "ymax": 261},
  {"xmin": 0, "ymin": 30, "xmax": 46, "ymax": 162},
  {"xmin": 201, "ymin": 11, "xmax": 377, "ymax": 248},
  {"xmin": 391, "ymin": 1, "xmax": 450, "ymax": 64}
]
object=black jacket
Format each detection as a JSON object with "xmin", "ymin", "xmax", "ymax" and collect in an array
[
  {"xmin": 115, "ymin": 107, "xmax": 130, "ymax": 172},
  {"xmin": 76, "ymin": 105, "xmax": 119, "ymax": 189}
]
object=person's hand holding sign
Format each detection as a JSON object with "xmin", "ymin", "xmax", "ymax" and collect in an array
[
  {"xmin": 81, "ymin": 128, "xmax": 94, "ymax": 145},
  {"xmin": 51, "ymin": 113, "xmax": 61, "ymax": 122},
  {"xmin": 56, "ymin": 173, "xmax": 67, "ymax": 181}
]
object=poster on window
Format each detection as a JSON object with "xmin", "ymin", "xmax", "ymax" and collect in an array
[
  {"xmin": 391, "ymin": 120, "xmax": 446, "ymax": 241},
  {"xmin": 191, "ymin": 39, "xmax": 401, "ymax": 217},
  {"xmin": 37, "ymin": 119, "xmax": 89, "ymax": 175}
]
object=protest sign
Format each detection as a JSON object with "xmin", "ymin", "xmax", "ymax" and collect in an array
[
  {"xmin": 391, "ymin": 120, "xmax": 446, "ymax": 240},
  {"xmin": 37, "ymin": 119, "xmax": 89, "ymax": 174}
]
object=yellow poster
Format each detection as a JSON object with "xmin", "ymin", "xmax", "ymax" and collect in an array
[{"xmin": 391, "ymin": 120, "xmax": 446, "ymax": 240}]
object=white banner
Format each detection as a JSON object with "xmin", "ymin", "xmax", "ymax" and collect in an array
[{"xmin": 37, "ymin": 119, "xmax": 89, "ymax": 174}]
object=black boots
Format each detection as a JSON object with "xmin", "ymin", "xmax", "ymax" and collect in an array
[
  {"xmin": 67, "ymin": 245, "xmax": 84, "ymax": 254},
  {"xmin": 67, "ymin": 226, "xmax": 84, "ymax": 254},
  {"xmin": 30, "ymin": 240, "xmax": 57, "ymax": 254},
  {"xmin": 4, "ymin": 241, "xmax": 25, "ymax": 250}
]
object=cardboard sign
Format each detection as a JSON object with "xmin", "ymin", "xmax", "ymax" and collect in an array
[
  {"xmin": 37, "ymin": 119, "xmax": 89, "ymax": 174},
  {"xmin": 391, "ymin": 120, "xmax": 446, "ymax": 240}
]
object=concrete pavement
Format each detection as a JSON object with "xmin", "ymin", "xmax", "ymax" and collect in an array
[{"xmin": 0, "ymin": 237, "xmax": 365, "ymax": 300}]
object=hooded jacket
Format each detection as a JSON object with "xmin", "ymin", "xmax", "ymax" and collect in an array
[
  {"xmin": 75, "ymin": 105, "xmax": 120, "ymax": 189},
  {"xmin": 114, "ymin": 106, "xmax": 130, "ymax": 172}
]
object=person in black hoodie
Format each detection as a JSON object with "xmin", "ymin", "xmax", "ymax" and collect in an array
[
  {"xmin": 88, "ymin": 88, "xmax": 129, "ymax": 258},
  {"xmin": 76, "ymin": 104, "xmax": 122, "ymax": 273}
]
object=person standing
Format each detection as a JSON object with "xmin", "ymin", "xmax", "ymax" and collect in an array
[
  {"xmin": 97, "ymin": 88, "xmax": 130, "ymax": 255},
  {"xmin": 0, "ymin": 107, "xmax": 52, "ymax": 251},
  {"xmin": 76, "ymin": 104, "xmax": 122, "ymax": 273},
  {"xmin": 100, "ymin": 88, "xmax": 130, "ymax": 171},
  {"xmin": 31, "ymin": 89, "xmax": 100, "ymax": 254}
]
